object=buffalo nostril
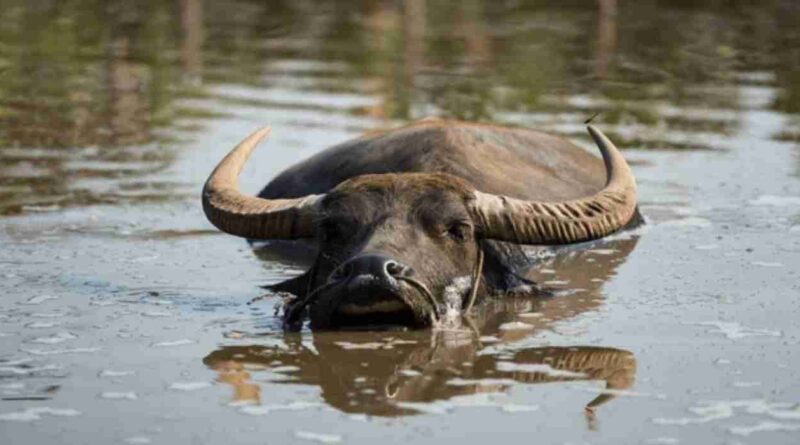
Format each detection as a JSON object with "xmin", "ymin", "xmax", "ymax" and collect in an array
[
  {"xmin": 385, "ymin": 261, "xmax": 414, "ymax": 277},
  {"xmin": 385, "ymin": 261, "xmax": 401, "ymax": 276}
]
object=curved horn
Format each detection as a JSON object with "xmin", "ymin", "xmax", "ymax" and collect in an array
[
  {"xmin": 470, "ymin": 125, "xmax": 637, "ymax": 245},
  {"xmin": 202, "ymin": 127, "xmax": 322, "ymax": 239}
]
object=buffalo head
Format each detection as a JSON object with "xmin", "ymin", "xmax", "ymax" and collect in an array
[{"xmin": 201, "ymin": 126, "xmax": 636, "ymax": 329}]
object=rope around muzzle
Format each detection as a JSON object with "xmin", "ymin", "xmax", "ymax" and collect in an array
[
  {"xmin": 394, "ymin": 244, "xmax": 485, "ymax": 319},
  {"xmin": 392, "ymin": 275, "xmax": 440, "ymax": 323},
  {"xmin": 278, "ymin": 279, "xmax": 339, "ymax": 328},
  {"xmin": 463, "ymin": 246, "xmax": 484, "ymax": 312},
  {"xmin": 256, "ymin": 244, "xmax": 486, "ymax": 327}
]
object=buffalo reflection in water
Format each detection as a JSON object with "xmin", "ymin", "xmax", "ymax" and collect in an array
[{"xmin": 204, "ymin": 236, "xmax": 639, "ymax": 416}]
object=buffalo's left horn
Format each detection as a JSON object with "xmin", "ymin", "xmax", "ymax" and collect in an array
[
  {"xmin": 202, "ymin": 127, "xmax": 322, "ymax": 239},
  {"xmin": 470, "ymin": 125, "xmax": 637, "ymax": 245}
]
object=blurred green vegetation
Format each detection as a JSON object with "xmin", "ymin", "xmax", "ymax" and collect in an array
[
  {"xmin": 0, "ymin": 0, "xmax": 798, "ymax": 148},
  {"xmin": 0, "ymin": 0, "xmax": 798, "ymax": 213}
]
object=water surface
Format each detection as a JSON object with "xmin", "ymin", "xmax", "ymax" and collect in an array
[{"xmin": 1, "ymin": 1, "xmax": 799, "ymax": 444}]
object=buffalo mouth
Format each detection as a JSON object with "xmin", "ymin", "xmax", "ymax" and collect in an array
[{"xmin": 308, "ymin": 280, "xmax": 435, "ymax": 330}]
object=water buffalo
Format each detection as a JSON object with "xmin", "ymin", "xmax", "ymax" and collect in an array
[{"xmin": 202, "ymin": 118, "xmax": 639, "ymax": 329}]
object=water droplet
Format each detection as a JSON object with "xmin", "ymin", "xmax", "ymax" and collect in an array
[
  {"xmin": 99, "ymin": 391, "xmax": 137, "ymax": 400},
  {"xmin": 151, "ymin": 339, "xmax": 195, "ymax": 347},
  {"xmin": 294, "ymin": 431, "xmax": 342, "ymax": 444},
  {"xmin": 169, "ymin": 382, "xmax": 211, "ymax": 391}
]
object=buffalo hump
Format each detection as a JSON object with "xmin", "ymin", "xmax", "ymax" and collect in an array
[{"xmin": 259, "ymin": 119, "xmax": 606, "ymax": 201}]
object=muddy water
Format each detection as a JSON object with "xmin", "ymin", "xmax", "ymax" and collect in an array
[{"xmin": 1, "ymin": 1, "xmax": 800, "ymax": 443}]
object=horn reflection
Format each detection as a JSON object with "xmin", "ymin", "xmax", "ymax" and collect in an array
[{"xmin": 203, "ymin": 337, "xmax": 635, "ymax": 416}]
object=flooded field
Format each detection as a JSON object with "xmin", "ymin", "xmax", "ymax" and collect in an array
[{"xmin": 1, "ymin": 0, "xmax": 799, "ymax": 443}]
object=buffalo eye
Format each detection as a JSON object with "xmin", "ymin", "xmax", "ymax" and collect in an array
[
  {"xmin": 444, "ymin": 221, "xmax": 472, "ymax": 242},
  {"xmin": 320, "ymin": 220, "xmax": 347, "ymax": 243}
]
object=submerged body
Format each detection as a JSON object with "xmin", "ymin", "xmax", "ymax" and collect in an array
[{"xmin": 202, "ymin": 118, "xmax": 640, "ymax": 329}]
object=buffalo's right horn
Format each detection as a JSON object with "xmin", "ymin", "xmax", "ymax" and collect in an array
[
  {"xmin": 470, "ymin": 125, "xmax": 637, "ymax": 245},
  {"xmin": 202, "ymin": 127, "xmax": 322, "ymax": 240}
]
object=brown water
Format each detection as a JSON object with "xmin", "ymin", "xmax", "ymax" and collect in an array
[{"xmin": 1, "ymin": 1, "xmax": 800, "ymax": 443}]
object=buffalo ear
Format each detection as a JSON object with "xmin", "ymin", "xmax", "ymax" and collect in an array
[
  {"xmin": 479, "ymin": 240, "xmax": 549, "ymax": 296},
  {"xmin": 263, "ymin": 272, "xmax": 310, "ymax": 296}
]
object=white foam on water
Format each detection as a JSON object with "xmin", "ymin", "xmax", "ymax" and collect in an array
[
  {"xmin": 398, "ymin": 369, "xmax": 421, "ymax": 377},
  {"xmin": 693, "ymin": 244, "xmax": 719, "ymax": 250},
  {"xmin": 151, "ymin": 339, "xmax": 195, "ymax": 347},
  {"xmin": 18, "ymin": 295, "xmax": 59, "ymax": 305},
  {"xmin": 141, "ymin": 311, "xmax": 172, "ymax": 318},
  {"xmin": 645, "ymin": 438, "xmax": 679, "ymax": 445},
  {"xmin": 30, "ymin": 332, "xmax": 77, "ymax": 344},
  {"xmin": 732, "ymin": 381, "xmax": 761, "ymax": 388},
  {"xmin": 447, "ymin": 378, "xmax": 516, "ymax": 386},
  {"xmin": 0, "ymin": 407, "xmax": 81, "ymax": 422},
  {"xmin": 496, "ymin": 362, "xmax": 585, "ymax": 378},
  {"xmin": 734, "ymin": 399, "xmax": 800, "ymax": 420},
  {"xmin": 394, "ymin": 401, "xmax": 449, "ymax": 415},
  {"xmin": 25, "ymin": 321, "xmax": 60, "ymax": 329},
  {"xmin": 129, "ymin": 255, "xmax": 161, "ymax": 263},
  {"xmin": 749, "ymin": 195, "xmax": 800, "ymax": 207},
  {"xmin": 124, "ymin": 437, "xmax": 152, "ymax": 444},
  {"xmin": 588, "ymin": 249, "xmax": 617, "ymax": 255},
  {"xmin": 99, "ymin": 369, "xmax": 136, "ymax": 378},
  {"xmin": 573, "ymin": 386, "xmax": 667, "ymax": 400},
  {"xmin": 652, "ymin": 399, "xmax": 800, "ymax": 427},
  {"xmin": 498, "ymin": 321, "xmax": 535, "ymax": 331},
  {"xmin": 21, "ymin": 347, "xmax": 101, "ymax": 355},
  {"xmin": 141, "ymin": 297, "xmax": 173, "ymax": 306},
  {"xmin": 227, "ymin": 399, "xmax": 258, "ymax": 408},
  {"xmin": 500, "ymin": 404, "xmax": 539, "ymax": 413},
  {"xmin": 751, "ymin": 261, "xmax": 783, "ymax": 267},
  {"xmin": 517, "ymin": 312, "xmax": 544, "ymax": 319},
  {"xmin": 89, "ymin": 299, "xmax": 117, "ymax": 306},
  {"xmin": 652, "ymin": 403, "xmax": 734, "ymax": 425},
  {"xmin": 239, "ymin": 401, "xmax": 322, "ymax": 416},
  {"xmin": 294, "ymin": 431, "xmax": 342, "ymax": 444},
  {"xmin": 659, "ymin": 217, "xmax": 712, "ymax": 229},
  {"xmin": 696, "ymin": 321, "xmax": 782, "ymax": 340},
  {"xmin": 100, "ymin": 391, "xmax": 138, "ymax": 400},
  {"xmin": 729, "ymin": 421, "xmax": 800, "ymax": 436},
  {"xmin": 347, "ymin": 414, "xmax": 369, "ymax": 422},
  {"xmin": 169, "ymin": 382, "xmax": 212, "ymax": 391},
  {"xmin": 397, "ymin": 392, "xmax": 502, "ymax": 415},
  {"xmin": 30, "ymin": 312, "xmax": 67, "ymax": 319},
  {"xmin": 387, "ymin": 339, "xmax": 417, "ymax": 345},
  {"xmin": 223, "ymin": 331, "xmax": 245, "ymax": 339},
  {"xmin": 334, "ymin": 341, "xmax": 385, "ymax": 350},
  {"xmin": 270, "ymin": 365, "xmax": 300, "ymax": 373}
]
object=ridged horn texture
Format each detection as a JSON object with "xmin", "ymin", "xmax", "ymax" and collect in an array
[
  {"xmin": 202, "ymin": 127, "xmax": 322, "ymax": 240},
  {"xmin": 470, "ymin": 125, "xmax": 637, "ymax": 245}
]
